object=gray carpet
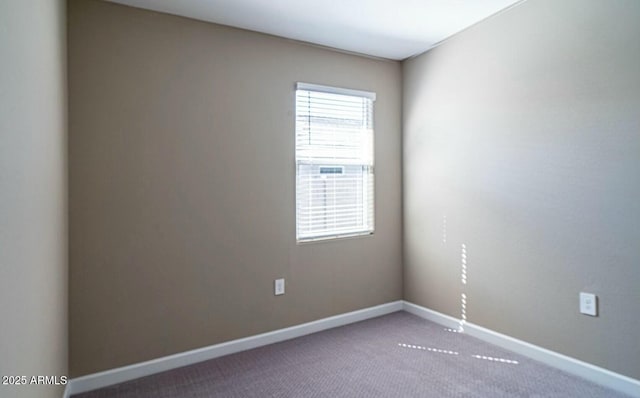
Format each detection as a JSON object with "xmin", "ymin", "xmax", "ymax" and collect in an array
[{"xmin": 73, "ymin": 312, "xmax": 631, "ymax": 397}]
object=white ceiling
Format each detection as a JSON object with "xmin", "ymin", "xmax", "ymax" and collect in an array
[{"xmin": 106, "ymin": 0, "xmax": 525, "ymax": 60}]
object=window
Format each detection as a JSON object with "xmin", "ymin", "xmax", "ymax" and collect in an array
[{"xmin": 295, "ymin": 82, "xmax": 375, "ymax": 242}]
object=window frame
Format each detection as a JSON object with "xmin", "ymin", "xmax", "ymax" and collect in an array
[{"xmin": 294, "ymin": 82, "xmax": 376, "ymax": 243}]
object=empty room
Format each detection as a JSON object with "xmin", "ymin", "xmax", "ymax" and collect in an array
[{"xmin": 1, "ymin": 0, "xmax": 639, "ymax": 397}]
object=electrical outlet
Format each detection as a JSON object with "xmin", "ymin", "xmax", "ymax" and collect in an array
[
  {"xmin": 274, "ymin": 278, "xmax": 285, "ymax": 296},
  {"xmin": 579, "ymin": 292, "xmax": 597, "ymax": 316}
]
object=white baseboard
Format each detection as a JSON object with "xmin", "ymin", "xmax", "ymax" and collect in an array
[
  {"xmin": 63, "ymin": 301, "xmax": 403, "ymax": 397},
  {"xmin": 402, "ymin": 301, "xmax": 640, "ymax": 398}
]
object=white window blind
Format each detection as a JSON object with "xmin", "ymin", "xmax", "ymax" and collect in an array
[{"xmin": 295, "ymin": 83, "xmax": 375, "ymax": 242}]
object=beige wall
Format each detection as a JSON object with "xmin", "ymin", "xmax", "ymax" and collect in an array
[
  {"xmin": 0, "ymin": 0, "xmax": 68, "ymax": 397},
  {"xmin": 68, "ymin": 0, "xmax": 402, "ymax": 376},
  {"xmin": 403, "ymin": 0, "xmax": 640, "ymax": 380}
]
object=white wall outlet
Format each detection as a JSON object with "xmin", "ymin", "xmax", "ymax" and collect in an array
[
  {"xmin": 274, "ymin": 278, "xmax": 285, "ymax": 296},
  {"xmin": 579, "ymin": 292, "xmax": 597, "ymax": 316}
]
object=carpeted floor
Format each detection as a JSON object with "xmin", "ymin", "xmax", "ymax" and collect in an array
[{"xmin": 73, "ymin": 312, "xmax": 631, "ymax": 397}]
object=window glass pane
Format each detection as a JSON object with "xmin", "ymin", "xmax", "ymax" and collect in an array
[{"xmin": 295, "ymin": 84, "xmax": 375, "ymax": 242}]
